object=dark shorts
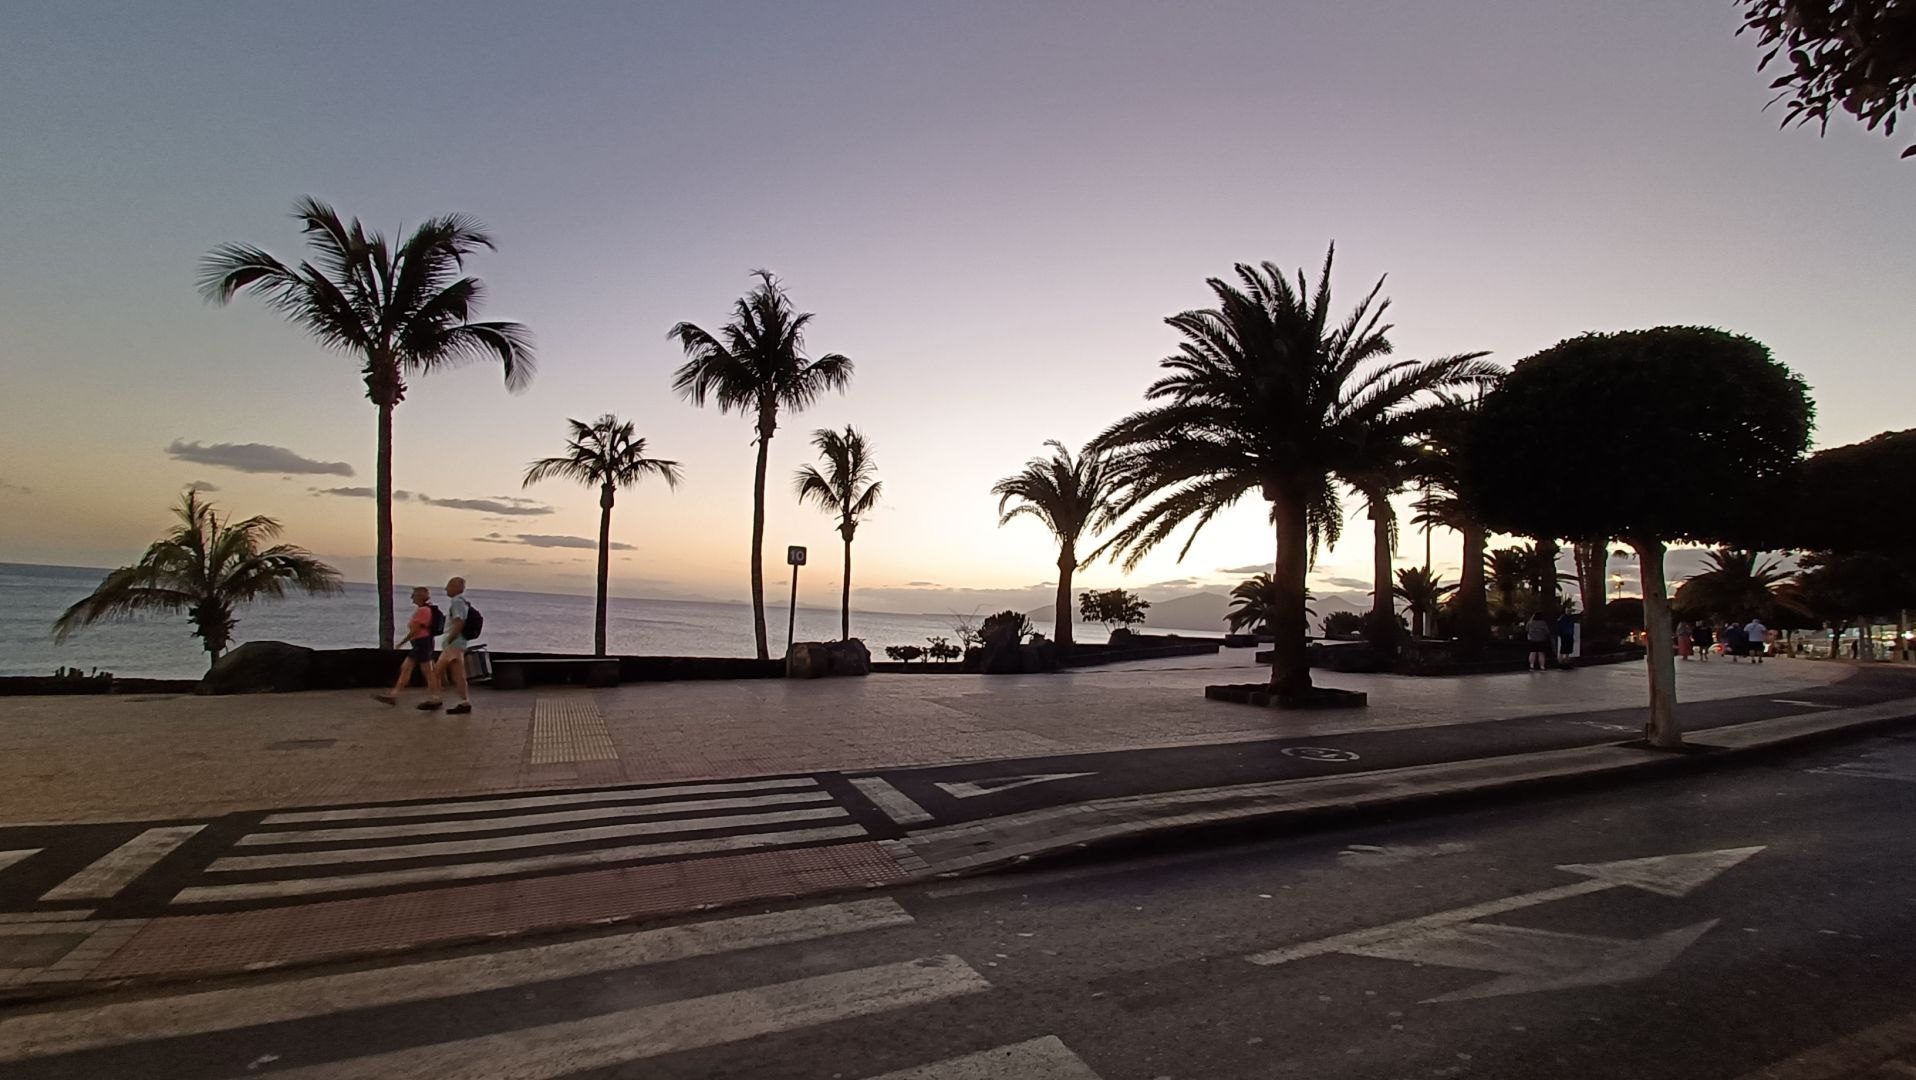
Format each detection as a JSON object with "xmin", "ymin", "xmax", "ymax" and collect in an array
[
  {"xmin": 408, "ymin": 638, "xmax": 435, "ymax": 662},
  {"xmin": 1528, "ymin": 638, "xmax": 1550, "ymax": 651}
]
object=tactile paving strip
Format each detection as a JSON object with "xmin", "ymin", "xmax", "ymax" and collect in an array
[{"xmin": 528, "ymin": 697, "xmax": 619, "ymax": 765}]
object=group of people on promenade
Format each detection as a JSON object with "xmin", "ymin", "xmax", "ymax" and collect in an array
[
  {"xmin": 1675, "ymin": 617, "xmax": 1771, "ymax": 662},
  {"xmin": 373, "ymin": 576, "xmax": 480, "ymax": 713}
]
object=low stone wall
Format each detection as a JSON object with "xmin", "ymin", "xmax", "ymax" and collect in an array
[{"xmin": 0, "ymin": 675, "xmax": 200, "ymax": 696}]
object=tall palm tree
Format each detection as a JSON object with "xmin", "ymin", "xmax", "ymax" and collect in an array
[
  {"xmin": 1488, "ymin": 546, "xmax": 1531, "ymax": 615},
  {"xmin": 1225, "ymin": 573, "xmax": 1316, "ymax": 635},
  {"xmin": 1345, "ymin": 458, "xmax": 1409, "ymax": 649},
  {"xmin": 1409, "ymin": 393, "xmax": 1493, "ymax": 649},
  {"xmin": 1392, "ymin": 567, "xmax": 1457, "ymax": 639},
  {"xmin": 53, "ymin": 491, "xmax": 341, "ymax": 666},
  {"xmin": 794, "ymin": 426, "xmax": 883, "ymax": 641},
  {"xmin": 671, "ymin": 270, "xmax": 852, "ymax": 659},
  {"xmin": 1093, "ymin": 248, "xmax": 1495, "ymax": 697},
  {"xmin": 200, "ymin": 197, "xmax": 534, "ymax": 648},
  {"xmin": 523, "ymin": 415, "xmax": 683, "ymax": 656},
  {"xmin": 1674, "ymin": 548, "xmax": 1799, "ymax": 621},
  {"xmin": 992, "ymin": 440, "xmax": 1117, "ymax": 649}
]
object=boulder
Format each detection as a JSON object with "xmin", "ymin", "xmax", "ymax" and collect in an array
[
  {"xmin": 198, "ymin": 641, "xmax": 314, "ymax": 695},
  {"xmin": 1018, "ymin": 641, "xmax": 1058, "ymax": 673},
  {"xmin": 825, "ymin": 638, "xmax": 871, "ymax": 677},
  {"xmin": 785, "ymin": 642, "xmax": 832, "ymax": 679}
]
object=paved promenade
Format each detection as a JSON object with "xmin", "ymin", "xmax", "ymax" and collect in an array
[{"xmin": 0, "ymin": 654, "xmax": 1908, "ymax": 998}]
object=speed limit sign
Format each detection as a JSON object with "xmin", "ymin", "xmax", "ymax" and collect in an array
[{"xmin": 787, "ymin": 545, "xmax": 807, "ymax": 566}]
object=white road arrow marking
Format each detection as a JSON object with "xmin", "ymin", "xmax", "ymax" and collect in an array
[
  {"xmin": 1246, "ymin": 845, "xmax": 1763, "ymax": 972},
  {"xmin": 1348, "ymin": 919, "xmax": 1721, "ymax": 1003},
  {"xmin": 934, "ymin": 773, "xmax": 1094, "ymax": 799}
]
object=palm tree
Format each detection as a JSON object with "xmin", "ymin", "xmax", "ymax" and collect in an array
[
  {"xmin": 671, "ymin": 271, "xmax": 852, "ymax": 660},
  {"xmin": 1488, "ymin": 546, "xmax": 1530, "ymax": 615},
  {"xmin": 1674, "ymin": 549, "xmax": 1799, "ymax": 621},
  {"xmin": 793, "ymin": 426, "xmax": 883, "ymax": 641},
  {"xmin": 1345, "ymin": 458, "xmax": 1409, "ymax": 649},
  {"xmin": 1409, "ymin": 393, "xmax": 1493, "ymax": 649},
  {"xmin": 1093, "ymin": 248, "xmax": 1495, "ymax": 697},
  {"xmin": 991, "ymin": 440, "xmax": 1117, "ymax": 649},
  {"xmin": 53, "ymin": 491, "xmax": 341, "ymax": 666},
  {"xmin": 1225, "ymin": 573, "xmax": 1316, "ymax": 635},
  {"xmin": 1392, "ymin": 567, "xmax": 1457, "ymax": 639},
  {"xmin": 200, "ymin": 197, "xmax": 534, "ymax": 648},
  {"xmin": 524, "ymin": 415, "xmax": 683, "ymax": 656}
]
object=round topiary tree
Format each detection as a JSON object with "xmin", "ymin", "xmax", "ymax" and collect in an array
[{"xmin": 1461, "ymin": 327, "xmax": 1813, "ymax": 747}]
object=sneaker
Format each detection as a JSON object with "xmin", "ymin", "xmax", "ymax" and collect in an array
[
  {"xmin": 372, "ymin": 693, "xmax": 398, "ymax": 706},
  {"xmin": 417, "ymin": 700, "xmax": 443, "ymax": 711},
  {"xmin": 446, "ymin": 702, "xmax": 472, "ymax": 715}
]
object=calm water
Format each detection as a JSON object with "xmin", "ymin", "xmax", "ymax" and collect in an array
[{"xmin": 0, "ymin": 563, "xmax": 1202, "ymax": 679}]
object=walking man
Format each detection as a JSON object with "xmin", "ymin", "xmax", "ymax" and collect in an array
[
  {"xmin": 422, "ymin": 576, "xmax": 477, "ymax": 714},
  {"xmin": 374, "ymin": 586, "xmax": 439, "ymax": 706},
  {"xmin": 1744, "ymin": 615, "xmax": 1769, "ymax": 664}
]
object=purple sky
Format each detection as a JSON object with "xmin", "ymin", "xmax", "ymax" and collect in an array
[{"xmin": 2, "ymin": 2, "xmax": 1909, "ymax": 612}]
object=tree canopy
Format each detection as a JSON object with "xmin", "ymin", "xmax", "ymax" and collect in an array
[
  {"xmin": 1462, "ymin": 327, "xmax": 1813, "ymax": 545},
  {"xmin": 1738, "ymin": 0, "xmax": 1916, "ymax": 157},
  {"xmin": 1078, "ymin": 588, "xmax": 1150, "ymax": 632},
  {"xmin": 1782, "ymin": 428, "xmax": 1916, "ymax": 553}
]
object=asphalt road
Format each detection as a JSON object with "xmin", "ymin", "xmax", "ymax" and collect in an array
[{"xmin": 4, "ymin": 728, "xmax": 1915, "ymax": 1079}]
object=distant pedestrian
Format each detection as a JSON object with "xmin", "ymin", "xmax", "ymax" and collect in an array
[
  {"xmin": 1694, "ymin": 621, "xmax": 1714, "ymax": 660},
  {"xmin": 1555, "ymin": 611, "xmax": 1577, "ymax": 666},
  {"xmin": 1676, "ymin": 620, "xmax": 1694, "ymax": 659},
  {"xmin": 1525, "ymin": 612, "xmax": 1551, "ymax": 671},
  {"xmin": 422, "ymin": 576, "xmax": 478, "ymax": 715},
  {"xmin": 1723, "ymin": 620, "xmax": 1748, "ymax": 662},
  {"xmin": 374, "ymin": 586, "xmax": 440, "ymax": 706},
  {"xmin": 1744, "ymin": 617, "xmax": 1768, "ymax": 664}
]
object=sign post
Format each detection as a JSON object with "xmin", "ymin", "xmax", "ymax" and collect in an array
[{"xmin": 786, "ymin": 545, "xmax": 807, "ymax": 653}]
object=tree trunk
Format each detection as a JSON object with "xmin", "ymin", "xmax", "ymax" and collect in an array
[
  {"xmin": 375, "ymin": 399, "xmax": 396, "ymax": 650},
  {"xmin": 1367, "ymin": 494, "xmax": 1399, "ymax": 657},
  {"xmin": 594, "ymin": 483, "xmax": 614, "ymax": 657},
  {"xmin": 1456, "ymin": 521, "xmax": 1490, "ymax": 655},
  {"xmin": 1633, "ymin": 536, "xmax": 1681, "ymax": 748},
  {"xmin": 1054, "ymin": 545, "xmax": 1075, "ymax": 649},
  {"xmin": 1533, "ymin": 538, "xmax": 1562, "ymax": 616},
  {"xmin": 1574, "ymin": 539, "xmax": 1608, "ymax": 645},
  {"xmin": 840, "ymin": 527, "xmax": 853, "ymax": 642},
  {"xmin": 749, "ymin": 407, "xmax": 774, "ymax": 660},
  {"xmin": 1271, "ymin": 489, "xmax": 1312, "ymax": 695}
]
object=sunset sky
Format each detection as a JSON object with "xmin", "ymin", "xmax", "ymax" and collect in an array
[{"xmin": 3, "ymin": 2, "xmax": 1911, "ymax": 615}]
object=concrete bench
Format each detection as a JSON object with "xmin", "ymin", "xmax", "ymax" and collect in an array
[{"xmin": 490, "ymin": 657, "xmax": 622, "ymax": 690}]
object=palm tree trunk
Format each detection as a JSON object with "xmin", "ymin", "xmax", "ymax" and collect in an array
[
  {"xmin": 750, "ymin": 408, "xmax": 773, "ymax": 660},
  {"xmin": 375, "ymin": 399, "xmax": 396, "ymax": 650},
  {"xmin": 1055, "ymin": 545, "xmax": 1075, "ymax": 649},
  {"xmin": 1633, "ymin": 536, "xmax": 1681, "ymax": 748},
  {"xmin": 1271, "ymin": 489, "xmax": 1312, "ymax": 696},
  {"xmin": 840, "ymin": 532, "xmax": 852, "ymax": 642},
  {"xmin": 1368, "ymin": 496, "xmax": 1398, "ymax": 657},
  {"xmin": 1575, "ymin": 540, "xmax": 1608, "ymax": 646},
  {"xmin": 1457, "ymin": 522, "xmax": 1489, "ymax": 654},
  {"xmin": 595, "ymin": 484, "xmax": 614, "ymax": 657}
]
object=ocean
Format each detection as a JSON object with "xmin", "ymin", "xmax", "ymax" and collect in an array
[{"xmin": 0, "ymin": 563, "xmax": 1214, "ymax": 679}]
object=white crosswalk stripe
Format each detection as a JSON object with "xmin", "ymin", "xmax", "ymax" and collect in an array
[
  {"xmin": 863, "ymin": 1036, "xmax": 1104, "ymax": 1079},
  {"xmin": 39, "ymin": 825, "xmax": 204, "ymax": 902},
  {"xmin": 170, "ymin": 777, "xmax": 871, "ymax": 906},
  {"xmin": 0, "ymin": 898, "xmax": 915, "ymax": 1061}
]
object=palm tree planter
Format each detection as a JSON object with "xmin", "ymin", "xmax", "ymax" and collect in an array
[
  {"xmin": 53, "ymin": 492, "xmax": 342, "ymax": 671},
  {"xmin": 202, "ymin": 198, "xmax": 534, "ymax": 649},
  {"xmin": 672, "ymin": 271, "xmax": 851, "ymax": 660},
  {"xmin": 523, "ymin": 415, "xmax": 682, "ymax": 656},
  {"xmin": 794, "ymin": 426, "xmax": 882, "ymax": 642},
  {"xmin": 1093, "ymin": 248, "xmax": 1494, "ymax": 709}
]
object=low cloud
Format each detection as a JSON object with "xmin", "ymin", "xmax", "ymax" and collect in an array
[
  {"xmin": 424, "ymin": 496, "xmax": 553, "ymax": 516},
  {"xmin": 905, "ymin": 581, "xmax": 941, "ymax": 587},
  {"xmin": 487, "ymin": 556, "xmax": 535, "ymax": 566},
  {"xmin": 1314, "ymin": 575, "xmax": 1373, "ymax": 590},
  {"xmin": 167, "ymin": 440, "xmax": 353, "ymax": 476},
  {"xmin": 0, "ymin": 479, "xmax": 31, "ymax": 496},
  {"xmin": 185, "ymin": 480, "xmax": 220, "ymax": 493},
  {"xmin": 476, "ymin": 532, "xmax": 632, "ymax": 551},
  {"xmin": 1218, "ymin": 563, "xmax": 1272, "ymax": 575},
  {"xmin": 314, "ymin": 487, "xmax": 418, "ymax": 501}
]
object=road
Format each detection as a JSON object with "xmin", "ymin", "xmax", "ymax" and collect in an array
[{"xmin": 2, "ymin": 729, "xmax": 1913, "ymax": 1079}]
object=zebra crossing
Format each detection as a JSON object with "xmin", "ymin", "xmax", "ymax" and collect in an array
[
  {"xmin": 168, "ymin": 775, "xmax": 879, "ymax": 908},
  {"xmin": 0, "ymin": 897, "xmax": 1107, "ymax": 1079}
]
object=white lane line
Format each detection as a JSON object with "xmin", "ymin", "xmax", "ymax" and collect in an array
[
  {"xmin": 864, "ymin": 1036, "xmax": 1103, "ymax": 1079},
  {"xmin": 0, "ymin": 898, "xmax": 914, "ymax": 1061},
  {"xmin": 265, "ymin": 777, "xmax": 820, "ymax": 824},
  {"xmin": 39, "ymin": 826, "xmax": 205, "ymax": 902},
  {"xmin": 174, "ymin": 823, "xmax": 872, "ymax": 904},
  {"xmin": 1245, "ymin": 880, "xmax": 1614, "ymax": 966},
  {"xmin": 0, "ymin": 850, "xmax": 40, "ymax": 874},
  {"xmin": 255, "ymin": 955, "xmax": 990, "ymax": 1080},
  {"xmin": 242, "ymin": 791, "xmax": 839, "ymax": 845},
  {"xmin": 850, "ymin": 777, "xmax": 935, "ymax": 826},
  {"xmin": 213, "ymin": 807, "xmax": 851, "ymax": 871},
  {"xmin": 1771, "ymin": 699, "xmax": 1840, "ymax": 708}
]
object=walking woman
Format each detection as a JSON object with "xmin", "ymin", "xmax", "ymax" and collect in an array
[
  {"xmin": 1676, "ymin": 620, "xmax": 1694, "ymax": 660},
  {"xmin": 1694, "ymin": 620, "xmax": 1715, "ymax": 661}
]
